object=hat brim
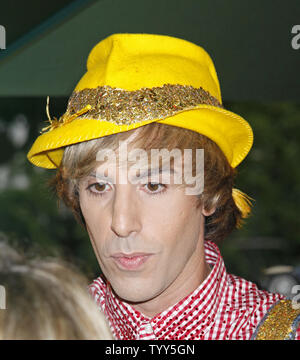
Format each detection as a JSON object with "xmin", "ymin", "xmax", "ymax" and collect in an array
[{"xmin": 27, "ymin": 104, "xmax": 253, "ymax": 169}]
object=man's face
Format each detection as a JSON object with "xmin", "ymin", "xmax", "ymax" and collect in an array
[{"xmin": 78, "ymin": 136, "xmax": 207, "ymax": 309}]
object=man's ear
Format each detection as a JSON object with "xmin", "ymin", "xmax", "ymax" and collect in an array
[{"xmin": 201, "ymin": 205, "xmax": 216, "ymax": 217}]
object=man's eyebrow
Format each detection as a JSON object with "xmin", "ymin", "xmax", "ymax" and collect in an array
[
  {"xmin": 88, "ymin": 166, "xmax": 176, "ymax": 178},
  {"xmin": 138, "ymin": 166, "xmax": 176, "ymax": 178},
  {"xmin": 88, "ymin": 167, "xmax": 176, "ymax": 177},
  {"xmin": 88, "ymin": 172, "xmax": 112, "ymax": 181}
]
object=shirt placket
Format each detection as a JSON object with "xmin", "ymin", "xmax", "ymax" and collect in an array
[{"xmin": 137, "ymin": 320, "xmax": 156, "ymax": 340}]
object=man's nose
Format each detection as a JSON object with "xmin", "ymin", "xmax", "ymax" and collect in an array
[{"xmin": 110, "ymin": 185, "xmax": 142, "ymax": 238}]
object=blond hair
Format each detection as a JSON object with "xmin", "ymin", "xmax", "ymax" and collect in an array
[
  {"xmin": 48, "ymin": 123, "xmax": 242, "ymax": 243},
  {"xmin": 0, "ymin": 240, "xmax": 113, "ymax": 340}
]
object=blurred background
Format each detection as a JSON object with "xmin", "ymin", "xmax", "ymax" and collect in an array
[{"xmin": 0, "ymin": 0, "xmax": 300, "ymax": 296}]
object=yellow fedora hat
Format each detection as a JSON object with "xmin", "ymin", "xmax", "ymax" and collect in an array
[{"xmin": 27, "ymin": 33, "xmax": 253, "ymax": 170}]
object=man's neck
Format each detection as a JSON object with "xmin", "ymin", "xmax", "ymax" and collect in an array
[{"xmin": 125, "ymin": 241, "xmax": 211, "ymax": 318}]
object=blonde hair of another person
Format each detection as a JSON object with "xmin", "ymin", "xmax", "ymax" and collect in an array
[{"xmin": 0, "ymin": 241, "xmax": 113, "ymax": 340}]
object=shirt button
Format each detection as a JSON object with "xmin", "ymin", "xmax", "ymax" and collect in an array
[{"xmin": 145, "ymin": 323, "xmax": 153, "ymax": 332}]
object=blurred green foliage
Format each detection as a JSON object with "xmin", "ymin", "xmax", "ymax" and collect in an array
[
  {"xmin": 220, "ymin": 102, "xmax": 300, "ymax": 281},
  {"xmin": 0, "ymin": 100, "xmax": 299, "ymax": 284},
  {"xmin": 0, "ymin": 153, "xmax": 99, "ymax": 279}
]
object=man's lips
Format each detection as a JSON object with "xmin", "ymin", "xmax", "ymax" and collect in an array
[
  {"xmin": 111, "ymin": 252, "xmax": 152, "ymax": 258},
  {"xmin": 111, "ymin": 253, "xmax": 153, "ymax": 270}
]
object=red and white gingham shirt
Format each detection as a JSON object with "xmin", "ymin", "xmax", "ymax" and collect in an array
[{"xmin": 89, "ymin": 240, "xmax": 300, "ymax": 340}]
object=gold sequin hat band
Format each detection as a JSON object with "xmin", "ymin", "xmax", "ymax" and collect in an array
[{"xmin": 27, "ymin": 33, "xmax": 253, "ymax": 169}]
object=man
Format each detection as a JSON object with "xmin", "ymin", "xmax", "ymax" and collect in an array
[{"xmin": 27, "ymin": 33, "xmax": 300, "ymax": 340}]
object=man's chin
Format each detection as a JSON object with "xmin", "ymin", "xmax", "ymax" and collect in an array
[{"xmin": 109, "ymin": 281, "xmax": 161, "ymax": 305}]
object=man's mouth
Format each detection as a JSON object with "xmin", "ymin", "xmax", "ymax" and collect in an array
[{"xmin": 111, "ymin": 253, "xmax": 153, "ymax": 271}]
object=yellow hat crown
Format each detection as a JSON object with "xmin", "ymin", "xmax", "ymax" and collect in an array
[
  {"xmin": 78, "ymin": 33, "xmax": 221, "ymax": 100},
  {"xmin": 27, "ymin": 33, "xmax": 253, "ymax": 170}
]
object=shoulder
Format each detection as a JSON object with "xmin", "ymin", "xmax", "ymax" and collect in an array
[
  {"xmin": 225, "ymin": 272, "xmax": 284, "ymax": 312},
  {"xmin": 225, "ymin": 273, "xmax": 300, "ymax": 339},
  {"xmin": 218, "ymin": 273, "xmax": 285, "ymax": 339},
  {"xmin": 251, "ymin": 299, "xmax": 300, "ymax": 340},
  {"xmin": 88, "ymin": 275, "xmax": 107, "ymax": 311}
]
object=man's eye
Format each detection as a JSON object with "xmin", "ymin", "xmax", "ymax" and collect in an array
[
  {"xmin": 94, "ymin": 183, "xmax": 107, "ymax": 192},
  {"xmin": 144, "ymin": 183, "xmax": 166, "ymax": 195},
  {"xmin": 87, "ymin": 182, "xmax": 110, "ymax": 197}
]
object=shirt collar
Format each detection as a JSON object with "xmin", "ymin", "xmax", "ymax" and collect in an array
[{"xmin": 103, "ymin": 240, "xmax": 228, "ymax": 339}]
